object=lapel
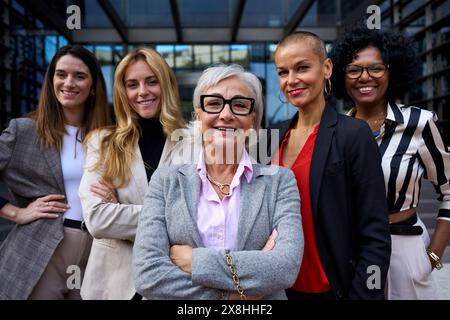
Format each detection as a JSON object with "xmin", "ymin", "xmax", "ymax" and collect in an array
[
  {"xmin": 236, "ymin": 165, "xmax": 265, "ymax": 250},
  {"xmin": 129, "ymin": 144, "xmax": 148, "ymax": 204},
  {"xmin": 158, "ymin": 137, "xmax": 175, "ymax": 166},
  {"xmin": 40, "ymin": 140, "xmax": 66, "ymax": 194},
  {"xmin": 268, "ymin": 114, "xmax": 297, "ymax": 163},
  {"xmin": 309, "ymin": 103, "xmax": 337, "ymax": 217},
  {"xmin": 178, "ymin": 165, "xmax": 203, "ymax": 247}
]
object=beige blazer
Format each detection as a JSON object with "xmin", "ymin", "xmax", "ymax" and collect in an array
[{"xmin": 79, "ymin": 129, "xmax": 196, "ymax": 300}]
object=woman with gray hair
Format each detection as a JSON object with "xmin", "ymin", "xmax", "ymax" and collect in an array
[{"xmin": 133, "ymin": 64, "xmax": 304, "ymax": 299}]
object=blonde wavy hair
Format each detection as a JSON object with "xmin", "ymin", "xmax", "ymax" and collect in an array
[{"xmin": 91, "ymin": 47, "xmax": 186, "ymax": 188}]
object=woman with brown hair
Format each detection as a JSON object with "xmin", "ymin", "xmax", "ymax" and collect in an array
[
  {"xmin": 0, "ymin": 45, "xmax": 111, "ymax": 299},
  {"xmin": 78, "ymin": 47, "xmax": 188, "ymax": 299}
]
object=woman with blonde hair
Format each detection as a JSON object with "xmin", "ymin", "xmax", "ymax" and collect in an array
[{"xmin": 79, "ymin": 47, "xmax": 187, "ymax": 299}]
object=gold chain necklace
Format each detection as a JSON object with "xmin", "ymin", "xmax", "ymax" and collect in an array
[
  {"xmin": 206, "ymin": 173, "xmax": 231, "ymax": 196},
  {"xmin": 357, "ymin": 109, "xmax": 387, "ymax": 129}
]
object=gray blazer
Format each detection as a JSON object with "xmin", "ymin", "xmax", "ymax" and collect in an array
[
  {"xmin": 0, "ymin": 118, "xmax": 67, "ymax": 299},
  {"xmin": 133, "ymin": 163, "xmax": 303, "ymax": 300}
]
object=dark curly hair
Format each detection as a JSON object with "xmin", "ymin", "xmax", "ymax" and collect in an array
[{"xmin": 329, "ymin": 21, "xmax": 419, "ymax": 103}]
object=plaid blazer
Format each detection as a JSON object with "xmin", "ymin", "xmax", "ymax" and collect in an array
[{"xmin": 0, "ymin": 118, "xmax": 67, "ymax": 300}]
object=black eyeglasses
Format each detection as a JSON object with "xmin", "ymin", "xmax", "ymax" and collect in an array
[
  {"xmin": 200, "ymin": 95, "xmax": 255, "ymax": 115},
  {"xmin": 345, "ymin": 63, "xmax": 389, "ymax": 79}
]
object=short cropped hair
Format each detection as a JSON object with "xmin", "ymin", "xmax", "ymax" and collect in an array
[
  {"xmin": 193, "ymin": 64, "xmax": 264, "ymax": 130},
  {"xmin": 275, "ymin": 31, "xmax": 327, "ymax": 62}
]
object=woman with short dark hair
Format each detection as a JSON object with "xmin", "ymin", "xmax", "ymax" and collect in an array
[{"xmin": 272, "ymin": 31, "xmax": 391, "ymax": 300}]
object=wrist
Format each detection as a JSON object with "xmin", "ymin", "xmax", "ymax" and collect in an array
[
  {"xmin": 426, "ymin": 249, "xmax": 443, "ymax": 270},
  {"xmin": 0, "ymin": 203, "xmax": 20, "ymax": 223}
]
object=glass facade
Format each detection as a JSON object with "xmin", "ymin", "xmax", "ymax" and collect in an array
[{"xmin": 1, "ymin": 0, "xmax": 449, "ymax": 142}]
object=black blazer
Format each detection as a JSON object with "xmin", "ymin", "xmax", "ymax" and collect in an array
[{"xmin": 267, "ymin": 104, "xmax": 391, "ymax": 300}]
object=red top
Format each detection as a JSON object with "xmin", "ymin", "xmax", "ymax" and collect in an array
[{"xmin": 275, "ymin": 126, "xmax": 330, "ymax": 293}]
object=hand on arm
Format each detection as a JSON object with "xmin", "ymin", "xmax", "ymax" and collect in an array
[
  {"xmin": 90, "ymin": 181, "xmax": 119, "ymax": 204},
  {"xmin": 0, "ymin": 194, "xmax": 68, "ymax": 224},
  {"xmin": 169, "ymin": 230, "xmax": 279, "ymax": 300},
  {"xmin": 170, "ymin": 245, "xmax": 193, "ymax": 273},
  {"xmin": 227, "ymin": 229, "xmax": 278, "ymax": 300},
  {"xmin": 170, "ymin": 229, "xmax": 279, "ymax": 275}
]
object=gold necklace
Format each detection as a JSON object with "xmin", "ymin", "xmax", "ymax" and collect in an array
[
  {"xmin": 357, "ymin": 109, "xmax": 387, "ymax": 129},
  {"xmin": 206, "ymin": 173, "xmax": 231, "ymax": 196}
]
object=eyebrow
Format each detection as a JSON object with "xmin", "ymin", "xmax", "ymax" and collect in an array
[
  {"xmin": 276, "ymin": 59, "xmax": 311, "ymax": 70},
  {"xmin": 125, "ymin": 75, "xmax": 158, "ymax": 83},
  {"xmin": 55, "ymin": 69, "xmax": 89, "ymax": 76},
  {"xmin": 205, "ymin": 93, "xmax": 250, "ymax": 99},
  {"xmin": 348, "ymin": 62, "xmax": 384, "ymax": 66}
]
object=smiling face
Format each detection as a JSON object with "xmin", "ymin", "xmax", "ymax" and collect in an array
[
  {"xmin": 53, "ymin": 54, "xmax": 93, "ymax": 113},
  {"xmin": 197, "ymin": 76, "xmax": 256, "ymax": 156},
  {"xmin": 345, "ymin": 46, "xmax": 389, "ymax": 108},
  {"xmin": 124, "ymin": 59, "xmax": 161, "ymax": 119},
  {"xmin": 275, "ymin": 39, "xmax": 332, "ymax": 109}
]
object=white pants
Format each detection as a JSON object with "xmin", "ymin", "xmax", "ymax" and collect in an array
[{"xmin": 386, "ymin": 217, "xmax": 437, "ymax": 300}]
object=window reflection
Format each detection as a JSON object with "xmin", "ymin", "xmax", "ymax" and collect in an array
[
  {"xmin": 194, "ymin": 45, "xmax": 211, "ymax": 69},
  {"xmin": 212, "ymin": 45, "xmax": 230, "ymax": 64}
]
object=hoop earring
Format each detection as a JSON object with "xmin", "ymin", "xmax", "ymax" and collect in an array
[
  {"xmin": 324, "ymin": 78, "xmax": 332, "ymax": 96},
  {"xmin": 278, "ymin": 89, "xmax": 287, "ymax": 104}
]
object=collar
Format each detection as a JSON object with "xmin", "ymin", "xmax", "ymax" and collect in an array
[
  {"xmin": 196, "ymin": 148, "xmax": 253, "ymax": 185},
  {"xmin": 386, "ymin": 101, "xmax": 404, "ymax": 124}
]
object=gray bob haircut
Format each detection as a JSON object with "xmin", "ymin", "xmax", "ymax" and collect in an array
[{"xmin": 193, "ymin": 64, "xmax": 264, "ymax": 130}]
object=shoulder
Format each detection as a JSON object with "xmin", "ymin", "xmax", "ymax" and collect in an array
[
  {"xmin": 335, "ymin": 113, "xmax": 373, "ymax": 142},
  {"xmin": 11, "ymin": 117, "xmax": 36, "ymax": 132},
  {"xmin": 85, "ymin": 127, "xmax": 114, "ymax": 147},
  {"xmin": 402, "ymin": 104, "xmax": 436, "ymax": 121},
  {"xmin": 336, "ymin": 113, "xmax": 369, "ymax": 131},
  {"xmin": 397, "ymin": 103, "xmax": 437, "ymax": 130},
  {"xmin": 2, "ymin": 118, "xmax": 38, "ymax": 142},
  {"xmin": 153, "ymin": 163, "xmax": 196, "ymax": 181},
  {"xmin": 253, "ymin": 164, "xmax": 295, "ymax": 183}
]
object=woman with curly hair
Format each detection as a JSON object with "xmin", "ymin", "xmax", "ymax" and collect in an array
[{"xmin": 330, "ymin": 24, "xmax": 450, "ymax": 300}]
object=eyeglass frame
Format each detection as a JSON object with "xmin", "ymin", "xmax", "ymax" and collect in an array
[
  {"xmin": 344, "ymin": 63, "xmax": 389, "ymax": 79},
  {"xmin": 200, "ymin": 95, "xmax": 255, "ymax": 115}
]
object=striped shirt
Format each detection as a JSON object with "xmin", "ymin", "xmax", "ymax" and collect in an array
[{"xmin": 350, "ymin": 102, "xmax": 450, "ymax": 221}]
